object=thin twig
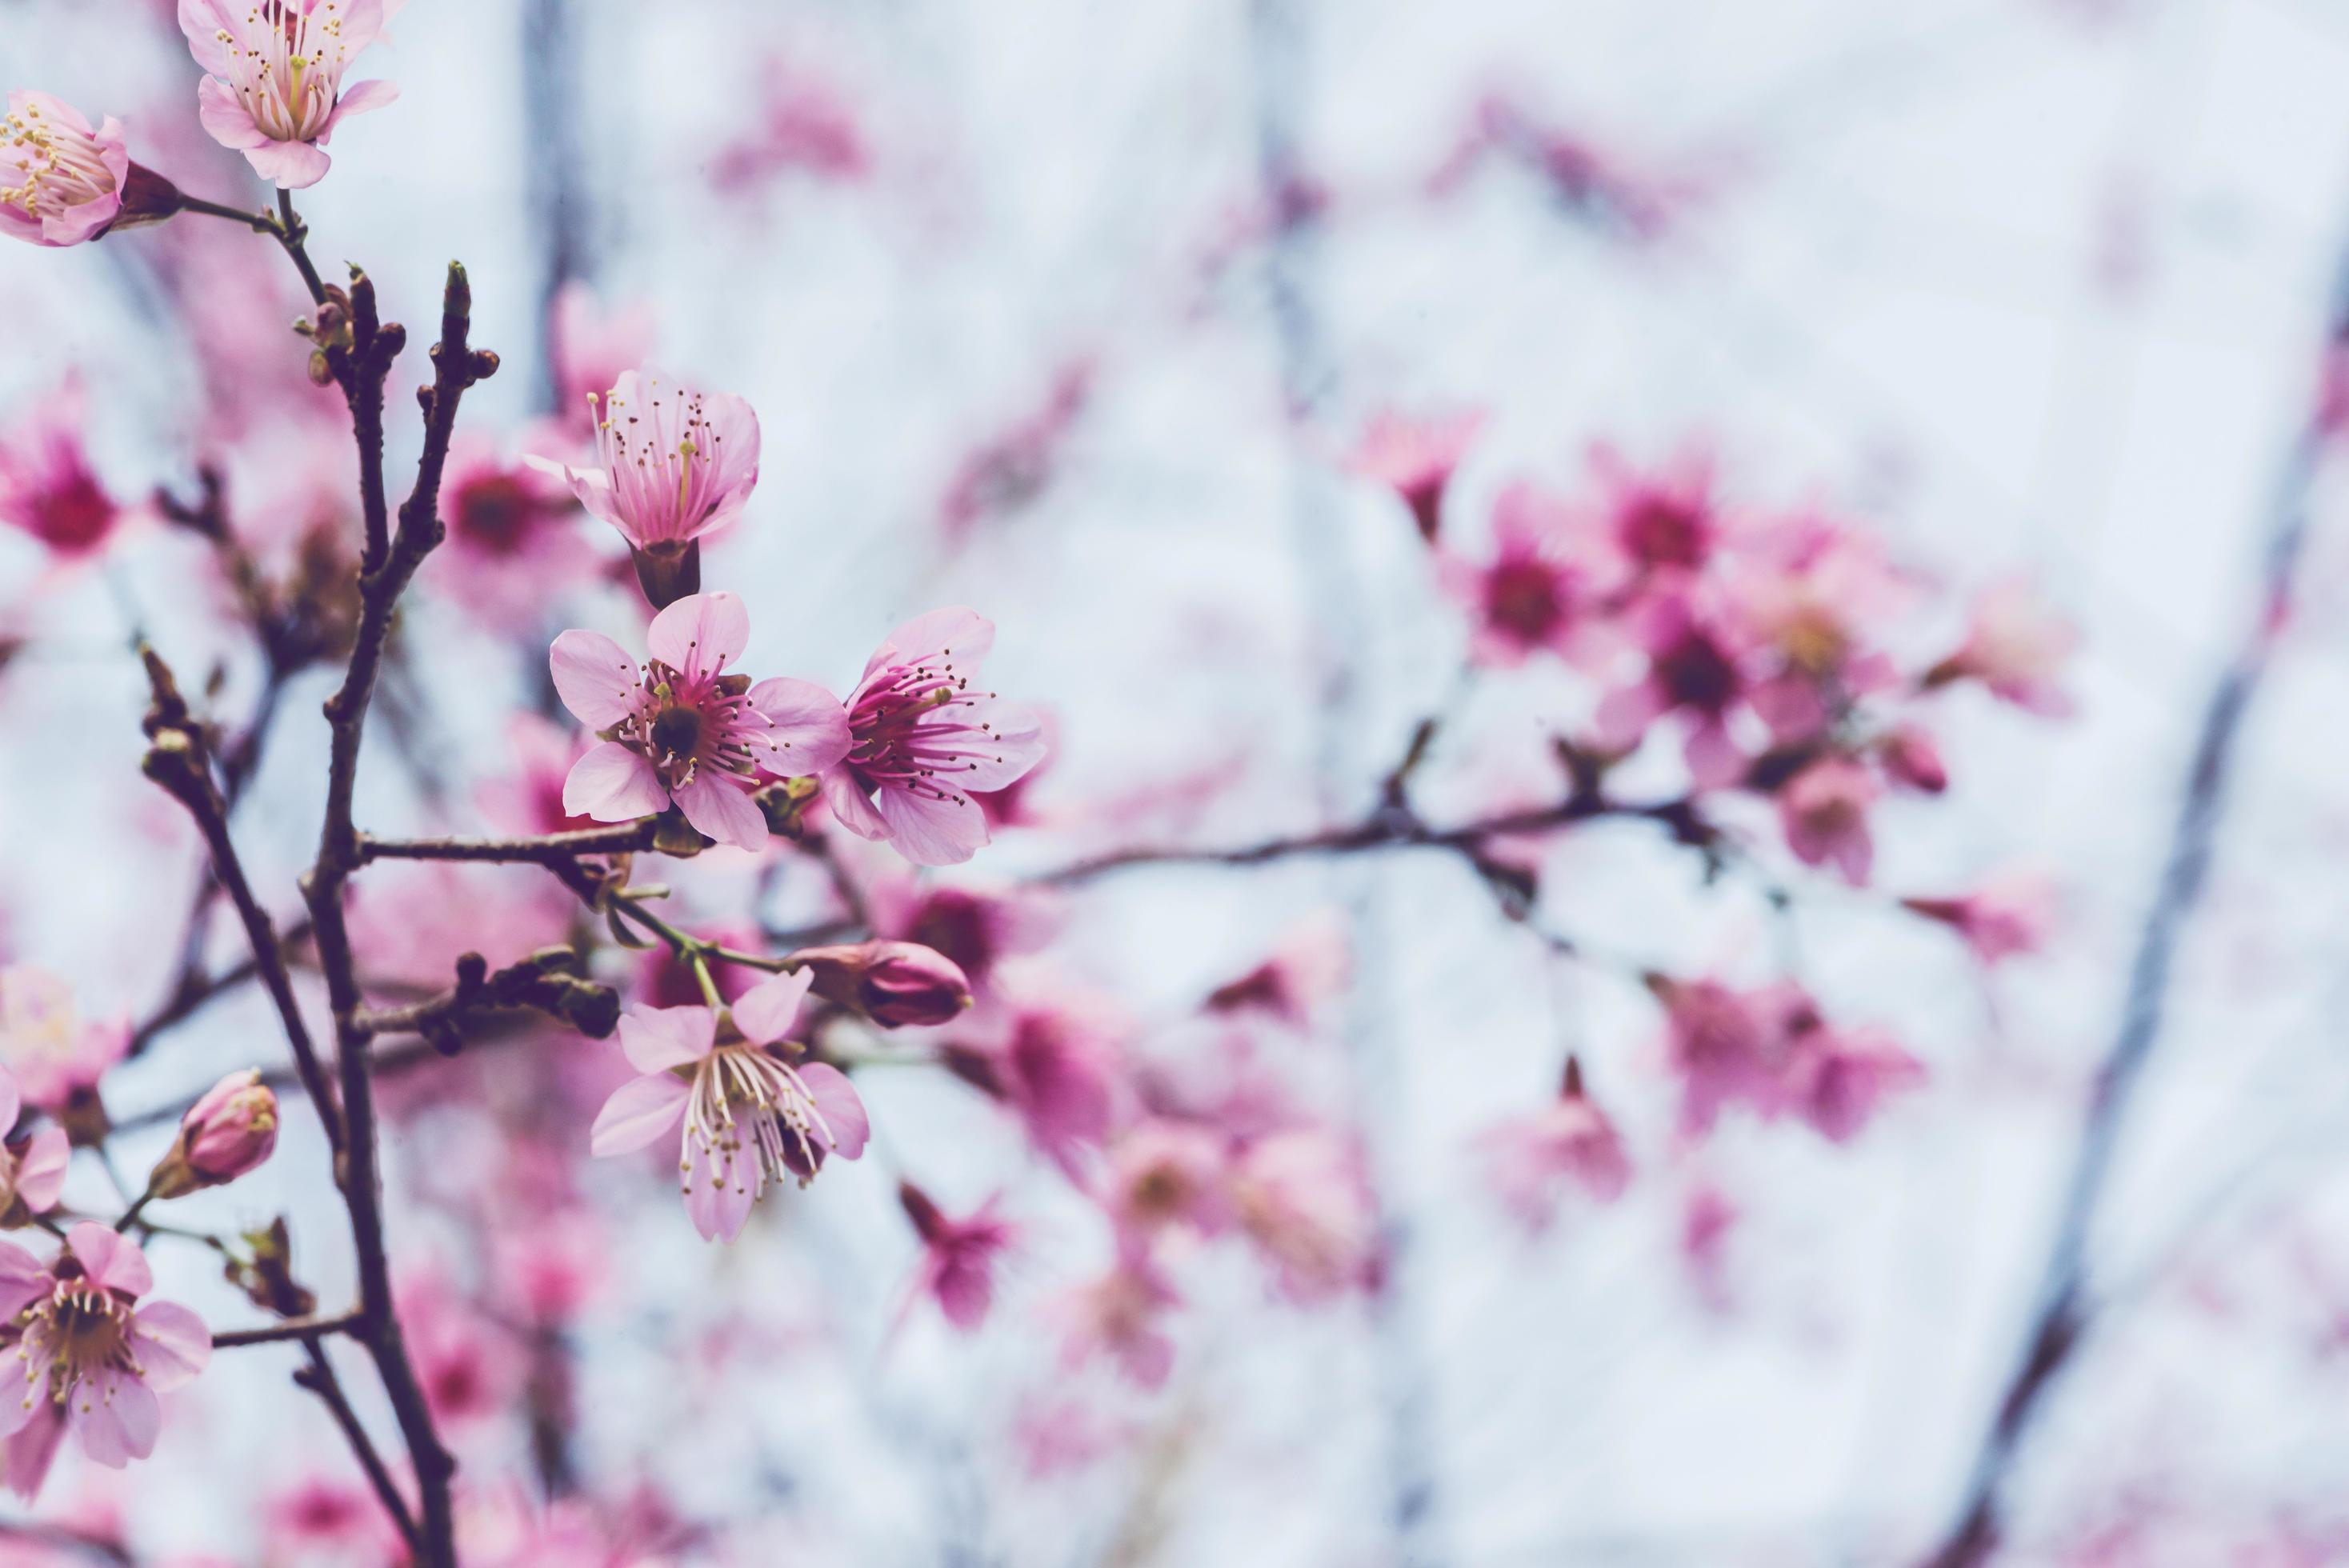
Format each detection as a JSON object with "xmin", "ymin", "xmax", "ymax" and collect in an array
[
  {"xmin": 294, "ymin": 1340, "xmax": 424, "ymax": 1558},
  {"xmin": 212, "ymin": 1309, "xmax": 364, "ymax": 1349},
  {"xmin": 358, "ymin": 822, "xmax": 657, "ymax": 865}
]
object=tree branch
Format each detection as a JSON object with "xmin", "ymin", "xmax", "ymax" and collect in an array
[{"xmin": 358, "ymin": 822, "xmax": 657, "ymax": 865}]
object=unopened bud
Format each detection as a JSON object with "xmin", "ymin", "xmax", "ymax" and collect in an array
[
  {"xmin": 150, "ymin": 1069, "xmax": 278, "ymax": 1198},
  {"xmin": 796, "ymin": 942, "xmax": 972, "ymax": 1029}
]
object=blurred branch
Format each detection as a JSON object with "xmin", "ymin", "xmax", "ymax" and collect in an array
[
  {"xmin": 1920, "ymin": 223, "xmax": 2349, "ymax": 1568},
  {"xmin": 358, "ymin": 823, "xmax": 656, "ymax": 864}
]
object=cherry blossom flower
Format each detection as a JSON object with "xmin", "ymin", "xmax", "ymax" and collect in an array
[
  {"xmin": 0, "ymin": 382, "xmax": 120, "ymax": 560},
  {"xmin": 794, "ymin": 940, "xmax": 972, "ymax": 1028},
  {"xmin": 1203, "ymin": 918, "xmax": 1348, "ymax": 1029},
  {"xmin": 1932, "ymin": 576, "xmax": 2078, "ymax": 715},
  {"xmin": 0, "ymin": 967, "xmax": 127, "ymax": 1138},
  {"xmin": 1349, "ymin": 409, "xmax": 1483, "ymax": 542},
  {"xmin": 1594, "ymin": 594, "xmax": 1752, "ymax": 786},
  {"xmin": 0, "ymin": 93, "xmax": 127, "ymax": 247},
  {"xmin": 266, "ymin": 1473, "xmax": 406, "ymax": 1562},
  {"xmin": 1061, "ymin": 1251, "xmax": 1179, "ymax": 1387},
  {"xmin": 1651, "ymin": 974, "xmax": 1812, "ymax": 1134},
  {"xmin": 869, "ymin": 881, "xmax": 1057, "ymax": 996},
  {"xmin": 823, "ymin": 608, "xmax": 1047, "ymax": 866},
  {"xmin": 477, "ymin": 715, "xmax": 599, "ymax": 839},
  {"xmin": 1231, "ymin": 1129, "xmax": 1378, "ymax": 1304},
  {"xmin": 1876, "ymin": 722, "xmax": 1949, "ymax": 794},
  {"xmin": 1785, "ymin": 1023, "xmax": 1924, "ymax": 1144},
  {"xmin": 1483, "ymin": 1058, "xmax": 1631, "ymax": 1231},
  {"xmin": 0, "ymin": 1069, "xmax": 64, "ymax": 1228},
  {"xmin": 1903, "ymin": 870, "xmax": 2058, "ymax": 965},
  {"xmin": 897, "ymin": 1181, "xmax": 1017, "ymax": 1331},
  {"xmin": 529, "ymin": 370, "xmax": 760, "ymax": 606},
  {"xmin": 398, "ymin": 1270, "xmax": 514, "ymax": 1430},
  {"xmin": 1777, "ymin": 756, "xmax": 1880, "ymax": 884},
  {"xmin": 428, "ymin": 432, "xmax": 590, "ymax": 622},
  {"xmin": 147, "ymin": 1069, "xmax": 276, "ymax": 1197},
  {"xmin": 550, "ymin": 591, "xmax": 850, "ymax": 851},
  {"xmin": 0, "ymin": 1225, "xmax": 210, "ymax": 1494},
  {"xmin": 944, "ymin": 990, "xmax": 1120, "ymax": 1178},
  {"xmin": 1439, "ymin": 482, "xmax": 1610, "ymax": 668},
  {"xmin": 1590, "ymin": 444, "xmax": 1719, "ymax": 577},
  {"xmin": 589, "ymin": 974, "xmax": 870, "ymax": 1242},
  {"xmin": 1106, "ymin": 1118, "xmax": 1230, "ymax": 1238},
  {"xmin": 178, "ymin": 0, "xmax": 403, "ymax": 189}
]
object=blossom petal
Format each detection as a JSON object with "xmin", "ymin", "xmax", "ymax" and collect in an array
[
  {"xmin": 526, "ymin": 455, "xmax": 626, "ymax": 530},
  {"xmin": 821, "ymin": 771, "xmax": 888, "ymax": 842},
  {"xmin": 875, "ymin": 786, "xmax": 989, "ymax": 867},
  {"xmin": 562, "ymin": 742, "xmax": 668, "ymax": 822},
  {"xmin": 193, "ymin": 75, "xmax": 268, "ymax": 150},
  {"xmin": 326, "ymin": 78, "xmax": 399, "ymax": 132},
  {"xmin": 950, "ymin": 701, "xmax": 1048, "ymax": 792},
  {"xmin": 731, "ymin": 970, "xmax": 813, "ymax": 1046},
  {"xmin": 618, "ymin": 1005, "xmax": 714, "ymax": 1074},
  {"xmin": 684, "ymin": 1141, "xmax": 753, "ymax": 1242},
  {"xmin": 878, "ymin": 607, "xmax": 993, "ymax": 673},
  {"xmin": 590, "ymin": 1074, "xmax": 691, "ymax": 1157},
  {"xmin": 0, "ymin": 1242, "xmax": 46, "ymax": 1322},
  {"xmin": 798, "ymin": 1063, "xmax": 869, "ymax": 1160},
  {"xmin": 68, "ymin": 1369, "xmax": 156, "ymax": 1466},
  {"xmin": 14, "ymin": 1128, "xmax": 67, "ymax": 1215},
  {"xmin": 0, "ymin": 1070, "xmax": 19, "ymax": 1140},
  {"xmin": 549, "ymin": 629, "xmax": 642, "ymax": 728},
  {"xmin": 67, "ymin": 1223, "xmax": 150, "ymax": 1298},
  {"xmin": 672, "ymin": 774, "xmax": 766, "ymax": 851},
  {"xmin": 646, "ymin": 591, "xmax": 748, "ymax": 679},
  {"xmin": 243, "ymin": 138, "xmax": 334, "ymax": 190},
  {"xmin": 3, "ymin": 1406, "xmax": 64, "ymax": 1500},
  {"xmin": 743, "ymin": 678, "xmax": 850, "ymax": 775},
  {"xmin": 177, "ymin": 0, "xmax": 238, "ymax": 74},
  {"xmin": 129, "ymin": 1303, "xmax": 211, "ymax": 1394}
]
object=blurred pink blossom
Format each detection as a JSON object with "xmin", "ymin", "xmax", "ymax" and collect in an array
[
  {"xmin": 1483, "ymin": 1058, "xmax": 1631, "ymax": 1230},
  {"xmin": 1903, "ymin": 870, "xmax": 2059, "ymax": 965},
  {"xmin": 0, "ymin": 966, "xmax": 127, "ymax": 1131},
  {"xmin": 1350, "ymin": 408, "xmax": 1483, "ymax": 543},
  {"xmin": 0, "ymin": 381, "xmax": 121, "ymax": 560},
  {"xmin": 898, "ymin": 1180, "xmax": 1017, "ymax": 1331},
  {"xmin": 1231, "ymin": 1128, "xmax": 1378, "ymax": 1304},
  {"xmin": 1777, "ymin": 756, "xmax": 1880, "ymax": 885}
]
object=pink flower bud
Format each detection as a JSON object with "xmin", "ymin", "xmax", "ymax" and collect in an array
[
  {"xmin": 151, "ymin": 1069, "xmax": 277, "ymax": 1198},
  {"xmin": 795, "ymin": 941, "xmax": 972, "ymax": 1029}
]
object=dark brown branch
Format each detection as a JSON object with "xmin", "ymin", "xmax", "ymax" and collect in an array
[
  {"xmin": 138, "ymin": 650, "xmax": 344, "ymax": 1154},
  {"xmin": 357, "ymin": 822, "xmax": 657, "ymax": 865},
  {"xmin": 297, "ymin": 261, "xmax": 494, "ymax": 1568},
  {"xmin": 354, "ymin": 948, "xmax": 618, "ymax": 1053},
  {"xmin": 295, "ymin": 1340, "xmax": 423, "ymax": 1558},
  {"xmin": 211, "ymin": 1309, "xmax": 363, "ymax": 1349}
]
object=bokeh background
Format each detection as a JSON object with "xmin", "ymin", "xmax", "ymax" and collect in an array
[{"xmin": 6, "ymin": 0, "xmax": 2349, "ymax": 1562}]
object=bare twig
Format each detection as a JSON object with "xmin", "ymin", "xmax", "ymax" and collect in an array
[
  {"xmin": 212, "ymin": 1309, "xmax": 364, "ymax": 1349},
  {"xmin": 358, "ymin": 822, "xmax": 657, "ymax": 865},
  {"xmin": 295, "ymin": 1340, "xmax": 423, "ymax": 1558}
]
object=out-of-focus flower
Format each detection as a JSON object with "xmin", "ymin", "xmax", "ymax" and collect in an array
[
  {"xmin": 0, "ymin": 967, "xmax": 126, "ymax": 1141},
  {"xmin": 1062, "ymin": 1251, "xmax": 1179, "ymax": 1387},
  {"xmin": 870, "ymin": 881, "xmax": 1056, "ymax": 996},
  {"xmin": 898, "ymin": 1181, "xmax": 1016, "ymax": 1331},
  {"xmin": 823, "ymin": 607, "xmax": 1047, "ymax": 866},
  {"xmin": 1591, "ymin": 444, "xmax": 1718, "ymax": 578},
  {"xmin": 1777, "ymin": 755, "xmax": 1879, "ymax": 885},
  {"xmin": 477, "ymin": 714, "xmax": 599, "ymax": 839},
  {"xmin": 1349, "ymin": 408, "xmax": 1483, "ymax": 543},
  {"xmin": 0, "ymin": 1224, "xmax": 210, "ymax": 1494},
  {"xmin": 148, "ymin": 1069, "xmax": 275, "ymax": 1199},
  {"xmin": 1651, "ymin": 974, "xmax": 1811, "ymax": 1134},
  {"xmin": 710, "ymin": 55, "xmax": 872, "ymax": 193},
  {"xmin": 0, "ymin": 1067, "xmax": 65, "ymax": 1228},
  {"xmin": 945, "ymin": 991, "xmax": 1119, "ymax": 1178},
  {"xmin": 429, "ymin": 432, "xmax": 590, "ymax": 621},
  {"xmin": 1439, "ymin": 482, "xmax": 1609, "ymax": 668},
  {"xmin": 178, "ymin": 0, "xmax": 402, "ymax": 188},
  {"xmin": 1231, "ymin": 1128, "xmax": 1378, "ymax": 1304},
  {"xmin": 529, "ymin": 370, "xmax": 759, "ymax": 606},
  {"xmin": 1483, "ymin": 1058, "xmax": 1631, "ymax": 1231},
  {"xmin": 637, "ymin": 922, "xmax": 762, "ymax": 1010},
  {"xmin": 1594, "ymin": 594, "xmax": 1751, "ymax": 786},
  {"xmin": 266, "ymin": 1473, "xmax": 406, "ymax": 1563},
  {"xmin": 1203, "ymin": 918, "xmax": 1348, "ymax": 1029},
  {"xmin": 939, "ymin": 361, "xmax": 1092, "ymax": 541},
  {"xmin": 1876, "ymin": 722, "xmax": 1948, "ymax": 794},
  {"xmin": 1903, "ymin": 870, "xmax": 2058, "ymax": 965},
  {"xmin": 794, "ymin": 941, "xmax": 971, "ymax": 1028},
  {"xmin": 0, "ymin": 93, "xmax": 128, "ymax": 247},
  {"xmin": 1785, "ymin": 1024, "xmax": 1924, "ymax": 1144},
  {"xmin": 0, "ymin": 381, "xmax": 121, "ymax": 560},
  {"xmin": 398, "ymin": 1270, "xmax": 514, "ymax": 1431},
  {"xmin": 550, "ymin": 591, "xmax": 850, "ymax": 851},
  {"xmin": 1931, "ymin": 577, "xmax": 2077, "ymax": 715},
  {"xmin": 590, "ymin": 973, "xmax": 869, "ymax": 1242},
  {"xmin": 1106, "ymin": 1118, "xmax": 1229, "ymax": 1238},
  {"xmin": 547, "ymin": 283, "xmax": 654, "ymax": 437}
]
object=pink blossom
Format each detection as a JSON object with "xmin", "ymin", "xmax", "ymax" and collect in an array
[
  {"xmin": 869, "ymin": 881, "xmax": 1056, "ymax": 995},
  {"xmin": 589, "ymin": 973, "xmax": 870, "ymax": 1242},
  {"xmin": 1106, "ymin": 1118, "xmax": 1230, "ymax": 1237},
  {"xmin": 1876, "ymin": 722, "xmax": 1948, "ymax": 794},
  {"xmin": 1231, "ymin": 1129, "xmax": 1378, "ymax": 1304},
  {"xmin": 0, "ymin": 967, "xmax": 127, "ymax": 1132},
  {"xmin": 550, "ymin": 591, "xmax": 850, "ymax": 851},
  {"xmin": 149, "ymin": 1068, "xmax": 276, "ymax": 1197},
  {"xmin": 1203, "ymin": 918, "xmax": 1347, "ymax": 1029},
  {"xmin": 178, "ymin": 0, "xmax": 403, "ymax": 189},
  {"xmin": 0, "ymin": 382, "xmax": 121, "ymax": 560},
  {"xmin": 0, "ymin": 93, "xmax": 128, "ymax": 247},
  {"xmin": 710, "ymin": 56, "xmax": 873, "ymax": 193},
  {"xmin": 1483, "ymin": 1058, "xmax": 1631, "ymax": 1231},
  {"xmin": 0, "ymin": 1225, "xmax": 210, "ymax": 1494},
  {"xmin": 945, "ymin": 993, "xmax": 1119, "ymax": 1178},
  {"xmin": 528, "ymin": 370, "xmax": 760, "ymax": 606},
  {"xmin": 823, "ymin": 607, "xmax": 1047, "ymax": 866},
  {"xmin": 477, "ymin": 714, "xmax": 600, "ymax": 839},
  {"xmin": 938, "ymin": 362, "xmax": 1092, "ymax": 540},
  {"xmin": 398, "ymin": 1270, "xmax": 513, "ymax": 1430},
  {"xmin": 1785, "ymin": 1024, "xmax": 1924, "ymax": 1143},
  {"xmin": 1777, "ymin": 756, "xmax": 1879, "ymax": 885},
  {"xmin": 547, "ymin": 283, "xmax": 654, "ymax": 437},
  {"xmin": 1349, "ymin": 409, "xmax": 1483, "ymax": 542},
  {"xmin": 898, "ymin": 1181, "xmax": 1017, "ymax": 1331},
  {"xmin": 266, "ymin": 1473, "xmax": 406, "ymax": 1563},
  {"xmin": 1593, "ymin": 594, "xmax": 1751, "ymax": 786},
  {"xmin": 1934, "ymin": 577, "xmax": 2078, "ymax": 715},
  {"xmin": 1062, "ymin": 1252, "xmax": 1179, "ymax": 1387},
  {"xmin": 428, "ymin": 432, "xmax": 590, "ymax": 621},
  {"xmin": 1653, "ymin": 975, "xmax": 1812, "ymax": 1134},
  {"xmin": 794, "ymin": 940, "xmax": 972, "ymax": 1028},
  {"xmin": 1439, "ymin": 482, "xmax": 1609, "ymax": 668},
  {"xmin": 0, "ymin": 1068, "xmax": 65, "ymax": 1226},
  {"xmin": 637, "ymin": 924, "xmax": 762, "ymax": 1010},
  {"xmin": 1903, "ymin": 870, "xmax": 2058, "ymax": 965},
  {"xmin": 1589, "ymin": 444, "xmax": 1718, "ymax": 577}
]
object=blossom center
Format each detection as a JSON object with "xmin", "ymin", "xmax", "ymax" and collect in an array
[
  {"xmin": 2, "ymin": 100, "xmax": 114, "ymax": 220},
  {"xmin": 681, "ymin": 1044, "xmax": 835, "ymax": 1201}
]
